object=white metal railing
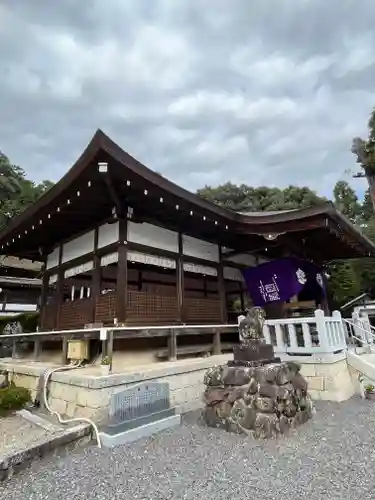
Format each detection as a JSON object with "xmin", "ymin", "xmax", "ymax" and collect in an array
[
  {"xmin": 343, "ymin": 315, "xmax": 375, "ymax": 349},
  {"xmin": 263, "ymin": 310, "xmax": 347, "ymax": 355}
]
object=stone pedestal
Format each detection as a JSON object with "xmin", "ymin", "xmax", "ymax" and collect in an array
[
  {"xmin": 203, "ymin": 361, "xmax": 314, "ymax": 438},
  {"xmin": 202, "ymin": 308, "xmax": 313, "ymax": 438}
]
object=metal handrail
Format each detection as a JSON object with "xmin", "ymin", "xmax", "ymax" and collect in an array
[
  {"xmin": 342, "ymin": 317, "xmax": 375, "ymax": 346},
  {"xmin": 0, "ymin": 323, "xmax": 238, "ymax": 341}
]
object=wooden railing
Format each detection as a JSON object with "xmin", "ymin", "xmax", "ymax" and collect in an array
[
  {"xmin": 0, "ymin": 323, "xmax": 239, "ymax": 366},
  {"xmin": 263, "ymin": 310, "xmax": 347, "ymax": 355}
]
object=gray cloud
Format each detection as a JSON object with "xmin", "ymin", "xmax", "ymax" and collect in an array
[{"xmin": 1, "ymin": 0, "xmax": 375, "ymax": 198}]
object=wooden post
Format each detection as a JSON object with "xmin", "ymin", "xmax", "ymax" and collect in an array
[
  {"xmin": 107, "ymin": 330, "xmax": 114, "ymax": 372},
  {"xmin": 101, "ymin": 339, "xmax": 107, "ymax": 359},
  {"xmin": 213, "ymin": 329, "xmax": 221, "ymax": 355},
  {"xmin": 91, "ymin": 226, "xmax": 101, "ymax": 322},
  {"xmin": 12, "ymin": 339, "xmax": 17, "ymax": 358},
  {"xmin": 218, "ymin": 246, "xmax": 227, "ymax": 324},
  {"xmin": 168, "ymin": 329, "xmax": 177, "ymax": 361},
  {"xmin": 40, "ymin": 269, "xmax": 49, "ymax": 330},
  {"xmin": 116, "ymin": 218, "xmax": 128, "ymax": 324},
  {"xmin": 33, "ymin": 339, "xmax": 41, "ymax": 360},
  {"xmin": 61, "ymin": 336, "xmax": 68, "ymax": 365},
  {"xmin": 54, "ymin": 244, "xmax": 64, "ymax": 330},
  {"xmin": 176, "ymin": 233, "xmax": 185, "ymax": 324}
]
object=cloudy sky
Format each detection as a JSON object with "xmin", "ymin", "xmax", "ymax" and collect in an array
[{"xmin": 1, "ymin": 0, "xmax": 374, "ymax": 198}]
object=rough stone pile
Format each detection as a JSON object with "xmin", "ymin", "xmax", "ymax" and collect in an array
[{"xmin": 203, "ymin": 361, "xmax": 314, "ymax": 438}]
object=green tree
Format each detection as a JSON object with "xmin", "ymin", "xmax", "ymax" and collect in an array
[
  {"xmin": 327, "ymin": 261, "xmax": 361, "ymax": 308},
  {"xmin": 353, "ymin": 216, "xmax": 375, "ymax": 295},
  {"xmin": 197, "ymin": 183, "xmax": 326, "ymax": 212},
  {"xmin": 0, "ymin": 152, "xmax": 53, "ymax": 228},
  {"xmin": 352, "ymin": 108, "xmax": 375, "ymax": 213},
  {"xmin": 332, "ymin": 180, "xmax": 361, "ymax": 223},
  {"xmin": 360, "ymin": 188, "xmax": 373, "ymax": 222},
  {"xmin": 0, "ymin": 152, "xmax": 22, "ymax": 202}
]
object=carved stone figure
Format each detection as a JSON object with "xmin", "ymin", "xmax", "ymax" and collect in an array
[{"xmin": 238, "ymin": 307, "xmax": 266, "ymax": 342}]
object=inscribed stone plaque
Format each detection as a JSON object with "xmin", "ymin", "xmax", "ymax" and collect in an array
[{"xmin": 108, "ymin": 382, "xmax": 170, "ymax": 427}]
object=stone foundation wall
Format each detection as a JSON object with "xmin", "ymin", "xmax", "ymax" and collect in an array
[
  {"xmin": 0, "ymin": 352, "xmax": 355, "ymax": 423},
  {"xmin": 0, "ymin": 355, "xmax": 232, "ymax": 421},
  {"xmin": 296, "ymin": 355, "xmax": 355, "ymax": 402}
]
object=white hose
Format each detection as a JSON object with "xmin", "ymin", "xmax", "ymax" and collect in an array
[
  {"xmin": 358, "ymin": 374, "xmax": 366, "ymax": 399},
  {"xmin": 42, "ymin": 364, "xmax": 102, "ymax": 448}
]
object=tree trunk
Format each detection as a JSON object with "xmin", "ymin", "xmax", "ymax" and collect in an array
[{"xmin": 366, "ymin": 174, "xmax": 375, "ymax": 212}]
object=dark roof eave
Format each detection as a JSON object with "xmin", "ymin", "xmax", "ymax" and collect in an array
[
  {"xmin": 0, "ymin": 130, "xmax": 240, "ymax": 245},
  {"xmin": 0, "ymin": 129, "xmax": 373, "ymax": 259},
  {"xmin": 238, "ymin": 202, "xmax": 375, "ymax": 257}
]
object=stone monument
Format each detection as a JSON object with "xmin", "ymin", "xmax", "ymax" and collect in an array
[{"xmin": 203, "ymin": 307, "xmax": 314, "ymax": 438}]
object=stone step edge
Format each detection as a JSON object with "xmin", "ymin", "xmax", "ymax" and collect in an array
[
  {"xmin": 0, "ymin": 423, "xmax": 91, "ymax": 482},
  {"xmin": 99, "ymin": 414, "xmax": 181, "ymax": 448}
]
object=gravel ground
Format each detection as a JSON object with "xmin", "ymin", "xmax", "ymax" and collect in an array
[
  {"xmin": 1, "ymin": 397, "xmax": 375, "ymax": 499},
  {"xmin": 0, "ymin": 415, "xmax": 54, "ymax": 458}
]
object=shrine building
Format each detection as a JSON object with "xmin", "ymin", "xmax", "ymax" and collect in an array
[{"xmin": 0, "ymin": 129, "xmax": 373, "ymax": 332}]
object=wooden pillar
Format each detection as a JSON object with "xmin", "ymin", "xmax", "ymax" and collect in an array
[
  {"xmin": 33, "ymin": 339, "xmax": 41, "ymax": 360},
  {"xmin": 39, "ymin": 269, "xmax": 49, "ymax": 329},
  {"xmin": 213, "ymin": 329, "xmax": 221, "ymax": 355},
  {"xmin": 1, "ymin": 293, "xmax": 7, "ymax": 312},
  {"xmin": 116, "ymin": 217, "xmax": 128, "ymax": 324},
  {"xmin": 176, "ymin": 233, "xmax": 185, "ymax": 324},
  {"xmin": 12, "ymin": 338, "xmax": 18, "ymax": 358},
  {"xmin": 218, "ymin": 246, "xmax": 227, "ymax": 324},
  {"xmin": 168, "ymin": 329, "xmax": 177, "ymax": 361},
  {"xmin": 107, "ymin": 329, "xmax": 114, "ymax": 372},
  {"xmin": 54, "ymin": 244, "xmax": 64, "ymax": 330},
  {"xmin": 91, "ymin": 226, "xmax": 101, "ymax": 322},
  {"xmin": 61, "ymin": 336, "xmax": 68, "ymax": 365}
]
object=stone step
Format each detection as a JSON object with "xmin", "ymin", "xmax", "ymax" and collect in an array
[{"xmin": 99, "ymin": 414, "xmax": 181, "ymax": 448}]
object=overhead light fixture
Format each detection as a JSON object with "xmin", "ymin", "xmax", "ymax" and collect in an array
[
  {"xmin": 98, "ymin": 162, "xmax": 108, "ymax": 173},
  {"xmin": 263, "ymin": 232, "xmax": 284, "ymax": 241}
]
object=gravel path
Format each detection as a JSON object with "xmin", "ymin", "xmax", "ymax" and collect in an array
[
  {"xmin": 0, "ymin": 415, "xmax": 54, "ymax": 458},
  {"xmin": 1, "ymin": 397, "xmax": 375, "ymax": 499}
]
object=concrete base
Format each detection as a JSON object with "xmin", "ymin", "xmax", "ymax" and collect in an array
[{"xmin": 99, "ymin": 414, "xmax": 181, "ymax": 447}]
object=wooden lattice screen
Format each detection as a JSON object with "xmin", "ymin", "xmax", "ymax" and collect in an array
[{"xmin": 58, "ymin": 298, "xmax": 92, "ymax": 330}]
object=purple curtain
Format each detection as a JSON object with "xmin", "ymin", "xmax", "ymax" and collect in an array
[{"xmin": 242, "ymin": 257, "xmax": 325, "ymax": 307}]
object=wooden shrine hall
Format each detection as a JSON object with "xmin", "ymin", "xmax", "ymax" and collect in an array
[{"xmin": 0, "ymin": 129, "xmax": 373, "ymax": 332}]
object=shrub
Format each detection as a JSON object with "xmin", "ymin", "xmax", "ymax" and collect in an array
[{"xmin": 0, "ymin": 382, "xmax": 31, "ymax": 415}]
